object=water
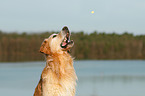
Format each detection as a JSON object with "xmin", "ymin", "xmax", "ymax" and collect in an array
[{"xmin": 0, "ymin": 60, "xmax": 145, "ymax": 96}]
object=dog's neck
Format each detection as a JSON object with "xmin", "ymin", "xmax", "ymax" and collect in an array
[{"xmin": 45, "ymin": 51, "xmax": 73, "ymax": 77}]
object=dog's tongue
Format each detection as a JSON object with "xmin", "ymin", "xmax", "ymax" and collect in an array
[{"xmin": 62, "ymin": 42, "xmax": 67, "ymax": 46}]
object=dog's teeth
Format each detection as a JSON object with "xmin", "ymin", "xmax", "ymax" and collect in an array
[{"xmin": 65, "ymin": 38, "xmax": 67, "ymax": 41}]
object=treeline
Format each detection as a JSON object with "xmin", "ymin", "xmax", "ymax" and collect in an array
[{"xmin": 0, "ymin": 30, "xmax": 145, "ymax": 62}]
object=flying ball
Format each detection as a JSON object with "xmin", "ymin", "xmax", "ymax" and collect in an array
[{"xmin": 91, "ymin": 11, "xmax": 94, "ymax": 14}]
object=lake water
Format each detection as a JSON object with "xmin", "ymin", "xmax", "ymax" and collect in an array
[{"xmin": 0, "ymin": 60, "xmax": 145, "ymax": 96}]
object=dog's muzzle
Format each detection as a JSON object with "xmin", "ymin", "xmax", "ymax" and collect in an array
[{"xmin": 60, "ymin": 26, "xmax": 74, "ymax": 49}]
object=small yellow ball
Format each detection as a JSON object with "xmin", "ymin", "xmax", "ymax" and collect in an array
[{"xmin": 91, "ymin": 11, "xmax": 94, "ymax": 14}]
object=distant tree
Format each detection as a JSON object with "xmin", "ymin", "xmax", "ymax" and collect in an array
[{"xmin": 0, "ymin": 31, "xmax": 145, "ymax": 62}]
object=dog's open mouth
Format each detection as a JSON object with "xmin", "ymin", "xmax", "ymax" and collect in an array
[{"xmin": 60, "ymin": 31, "xmax": 73, "ymax": 49}]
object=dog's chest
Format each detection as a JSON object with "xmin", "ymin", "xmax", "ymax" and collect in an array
[{"xmin": 42, "ymin": 69, "xmax": 76, "ymax": 96}]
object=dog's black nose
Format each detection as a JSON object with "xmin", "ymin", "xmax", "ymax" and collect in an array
[{"xmin": 62, "ymin": 26, "xmax": 69, "ymax": 31}]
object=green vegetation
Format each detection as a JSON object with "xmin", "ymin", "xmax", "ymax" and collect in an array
[{"xmin": 0, "ymin": 31, "xmax": 145, "ymax": 62}]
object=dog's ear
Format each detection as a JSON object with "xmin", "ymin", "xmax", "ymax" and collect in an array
[{"xmin": 39, "ymin": 39, "xmax": 51, "ymax": 55}]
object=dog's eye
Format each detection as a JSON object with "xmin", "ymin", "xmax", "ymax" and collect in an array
[{"xmin": 53, "ymin": 35, "xmax": 57, "ymax": 38}]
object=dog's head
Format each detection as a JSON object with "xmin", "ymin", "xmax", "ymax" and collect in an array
[{"xmin": 40, "ymin": 26, "xmax": 74, "ymax": 55}]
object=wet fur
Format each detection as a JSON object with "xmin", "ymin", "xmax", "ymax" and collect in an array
[{"xmin": 34, "ymin": 29, "xmax": 77, "ymax": 96}]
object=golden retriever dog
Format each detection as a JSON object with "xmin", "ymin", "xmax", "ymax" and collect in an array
[{"xmin": 34, "ymin": 26, "xmax": 77, "ymax": 96}]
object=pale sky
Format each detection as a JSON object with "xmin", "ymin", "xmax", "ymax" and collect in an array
[{"xmin": 0, "ymin": 0, "xmax": 145, "ymax": 35}]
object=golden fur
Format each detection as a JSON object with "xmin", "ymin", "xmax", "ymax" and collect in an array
[{"xmin": 34, "ymin": 27, "xmax": 77, "ymax": 96}]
